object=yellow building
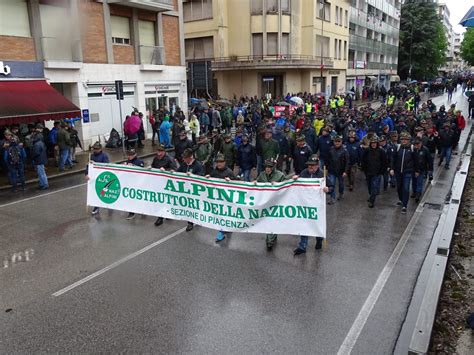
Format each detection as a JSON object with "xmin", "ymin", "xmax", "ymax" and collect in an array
[{"xmin": 184, "ymin": 0, "xmax": 350, "ymax": 99}]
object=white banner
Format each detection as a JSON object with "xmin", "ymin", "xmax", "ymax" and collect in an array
[{"xmin": 87, "ymin": 163, "xmax": 327, "ymax": 237}]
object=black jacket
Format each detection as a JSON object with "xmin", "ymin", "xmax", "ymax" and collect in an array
[
  {"xmin": 237, "ymin": 143, "xmax": 256, "ymax": 170},
  {"xmin": 292, "ymin": 144, "xmax": 313, "ymax": 174},
  {"xmin": 174, "ymin": 138, "xmax": 194, "ymax": 162},
  {"xmin": 31, "ymin": 134, "xmax": 48, "ymax": 166},
  {"xmin": 437, "ymin": 128, "xmax": 455, "ymax": 148},
  {"xmin": 361, "ymin": 147, "xmax": 387, "ymax": 176},
  {"xmin": 327, "ymin": 146, "xmax": 349, "ymax": 175},
  {"xmin": 299, "ymin": 168, "xmax": 333, "ymax": 192},
  {"xmin": 177, "ymin": 159, "xmax": 204, "ymax": 176},
  {"xmin": 151, "ymin": 153, "xmax": 177, "ymax": 170},
  {"xmin": 391, "ymin": 144, "xmax": 419, "ymax": 174},
  {"xmin": 415, "ymin": 146, "xmax": 433, "ymax": 172},
  {"xmin": 210, "ymin": 167, "xmax": 236, "ymax": 180}
]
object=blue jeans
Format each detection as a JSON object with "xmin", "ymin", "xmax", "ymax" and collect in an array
[
  {"xmin": 8, "ymin": 164, "xmax": 25, "ymax": 190},
  {"xmin": 59, "ymin": 148, "xmax": 72, "ymax": 170},
  {"xmin": 366, "ymin": 175, "xmax": 381, "ymax": 203},
  {"xmin": 412, "ymin": 171, "xmax": 425, "ymax": 194},
  {"xmin": 395, "ymin": 172, "xmax": 412, "ymax": 208},
  {"xmin": 35, "ymin": 164, "xmax": 49, "ymax": 188},
  {"xmin": 440, "ymin": 147, "xmax": 452, "ymax": 168},
  {"xmin": 297, "ymin": 235, "xmax": 324, "ymax": 251},
  {"xmin": 328, "ymin": 173, "xmax": 344, "ymax": 199},
  {"xmin": 240, "ymin": 169, "xmax": 251, "ymax": 182}
]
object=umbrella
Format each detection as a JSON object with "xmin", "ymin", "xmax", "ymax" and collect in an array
[
  {"xmin": 290, "ymin": 96, "xmax": 304, "ymax": 105},
  {"xmin": 464, "ymin": 90, "xmax": 474, "ymax": 98},
  {"xmin": 346, "ymin": 90, "xmax": 355, "ymax": 95},
  {"xmin": 216, "ymin": 99, "xmax": 232, "ymax": 106},
  {"xmin": 276, "ymin": 101, "xmax": 291, "ymax": 106},
  {"xmin": 124, "ymin": 114, "xmax": 141, "ymax": 135},
  {"xmin": 409, "ymin": 80, "xmax": 418, "ymax": 84},
  {"xmin": 460, "ymin": 6, "xmax": 474, "ymax": 27}
]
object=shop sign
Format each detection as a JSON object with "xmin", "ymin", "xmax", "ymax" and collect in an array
[
  {"xmin": 155, "ymin": 85, "xmax": 169, "ymax": 91},
  {"xmin": 328, "ymin": 70, "xmax": 340, "ymax": 75},
  {"xmin": 355, "ymin": 61, "xmax": 365, "ymax": 69},
  {"xmin": 0, "ymin": 61, "xmax": 43, "ymax": 78},
  {"xmin": 82, "ymin": 109, "xmax": 90, "ymax": 123}
]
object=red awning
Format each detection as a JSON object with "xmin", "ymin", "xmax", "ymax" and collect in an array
[{"xmin": 0, "ymin": 80, "xmax": 81, "ymax": 126}]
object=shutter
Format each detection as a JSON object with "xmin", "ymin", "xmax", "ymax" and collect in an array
[
  {"xmin": 139, "ymin": 20, "xmax": 155, "ymax": 46},
  {"xmin": 111, "ymin": 16, "xmax": 131, "ymax": 40},
  {"xmin": 0, "ymin": 0, "xmax": 30, "ymax": 37}
]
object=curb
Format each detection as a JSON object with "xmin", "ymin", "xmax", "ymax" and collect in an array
[
  {"xmin": 0, "ymin": 150, "xmax": 159, "ymax": 192},
  {"xmin": 395, "ymin": 126, "xmax": 473, "ymax": 355}
]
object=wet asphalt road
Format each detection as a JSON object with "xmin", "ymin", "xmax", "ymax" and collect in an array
[{"xmin": 0, "ymin": 90, "xmax": 470, "ymax": 353}]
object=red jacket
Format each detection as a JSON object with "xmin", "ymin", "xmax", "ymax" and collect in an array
[{"xmin": 457, "ymin": 114, "xmax": 466, "ymax": 130}]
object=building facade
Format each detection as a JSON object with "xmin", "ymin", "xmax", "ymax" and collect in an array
[
  {"xmin": 0, "ymin": 0, "xmax": 186, "ymax": 148},
  {"xmin": 184, "ymin": 0, "xmax": 350, "ymax": 99},
  {"xmin": 437, "ymin": 2, "xmax": 455, "ymax": 73},
  {"xmin": 346, "ymin": 0, "xmax": 401, "ymax": 91}
]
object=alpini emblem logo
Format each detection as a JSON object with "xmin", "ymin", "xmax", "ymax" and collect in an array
[{"xmin": 95, "ymin": 172, "xmax": 121, "ymax": 204}]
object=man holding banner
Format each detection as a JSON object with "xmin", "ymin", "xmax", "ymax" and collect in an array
[
  {"xmin": 255, "ymin": 159, "xmax": 287, "ymax": 250},
  {"xmin": 292, "ymin": 155, "xmax": 331, "ymax": 255},
  {"xmin": 177, "ymin": 148, "xmax": 204, "ymax": 231}
]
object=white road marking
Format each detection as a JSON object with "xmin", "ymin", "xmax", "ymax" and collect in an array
[
  {"xmin": 52, "ymin": 227, "xmax": 187, "ymax": 297},
  {"xmin": 0, "ymin": 183, "xmax": 87, "ymax": 208},
  {"xmin": 337, "ymin": 167, "xmax": 442, "ymax": 355}
]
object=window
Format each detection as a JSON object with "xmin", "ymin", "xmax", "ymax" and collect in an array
[
  {"xmin": 317, "ymin": 1, "xmax": 330, "ymax": 22},
  {"xmin": 381, "ymin": 34, "xmax": 386, "ymax": 43},
  {"xmin": 367, "ymin": 29, "xmax": 373, "ymax": 40},
  {"xmin": 281, "ymin": 33, "xmax": 289, "ymax": 56},
  {"xmin": 335, "ymin": 6, "xmax": 339, "ymax": 25},
  {"xmin": 266, "ymin": 0, "xmax": 278, "ymax": 14},
  {"xmin": 111, "ymin": 16, "xmax": 131, "ymax": 45},
  {"xmin": 334, "ymin": 38, "xmax": 338, "ymax": 59},
  {"xmin": 315, "ymin": 35, "xmax": 329, "ymax": 57},
  {"xmin": 345, "ymin": 10, "xmax": 348, "ymax": 27},
  {"xmin": 267, "ymin": 33, "xmax": 278, "ymax": 56},
  {"xmin": 185, "ymin": 36, "xmax": 214, "ymax": 60},
  {"xmin": 251, "ymin": 0, "xmax": 263, "ymax": 14},
  {"xmin": 281, "ymin": 0, "xmax": 290, "ymax": 14},
  {"xmin": 338, "ymin": 39, "xmax": 342, "ymax": 60},
  {"xmin": 349, "ymin": 22, "xmax": 356, "ymax": 35},
  {"xmin": 344, "ymin": 40, "xmax": 347, "ymax": 60},
  {"xmin": 183, "ymin": 0, "xmax": 213, "ymax": 22},
  {"xmin": 252, "ymin": 33, "xmax": 263, "ymax": 56},
  {"xmin": 139, "ymin": 20, "xmax": 155, "ymax": 46},
  {"xmin": 339, "ymin": 7, "xmax": 343, "ymax": 26},
  {"xmin": 0, "ymin": 0, "xmax": 30, "ymax": 37}
]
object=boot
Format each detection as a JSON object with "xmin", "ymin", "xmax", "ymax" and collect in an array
[
  {"xmin": 315, "ymin": 238, "xmax": 323, "ymax": 250},
  {"xmin": 154, "ymin": 217, "xmax": 164, "ymax": 226}
]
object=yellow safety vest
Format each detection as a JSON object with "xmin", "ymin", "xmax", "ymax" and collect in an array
[
  {"xmin": 387, "ymin": 95, "xmax": 395, "ymax": 106},
  {"xmin": 330, "ymin": 99, "xmax": 337, "ymax": 109},
  {"xmin": 313, "ymin": 118, "xmax": 325, "ymax": 135},
  {"xmin": 305, "ymin": 103, "xmax": 312, "ymax": 113},
  {"xmin": 337, "ymin": 98, "xmax": 344, "ymax": 107}
]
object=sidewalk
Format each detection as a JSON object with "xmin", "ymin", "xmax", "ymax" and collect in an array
[{"xmin": 0, "ymin": 140, "xmax": 158, "ymax": 191}]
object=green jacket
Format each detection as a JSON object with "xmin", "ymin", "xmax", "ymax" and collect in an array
[
  {"xmin": 57, "ymin": 128, "xmax": 71, "ymax": 150},
  {"xmin": 260, "ymin": 138, "xmax": 280, "ymax": 160},
  {"xmin": 257, "ymin": 168, "xmax": 286, "ymax": 183},
  {"xmin": 195, "ymin": 142, "xmax": 213, "ymax": 164},
  {"xmin": 220, "ymin": 141, "xmax": 237, "ymax": 167}
]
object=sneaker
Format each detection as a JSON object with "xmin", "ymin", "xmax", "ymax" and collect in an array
[
  {"xmin": 293, "ymin": 248, "xmax": 306, "ymax": 255},
  {"xmin": 215, "ymin": 231, "xmax": 226, "ymax": 242},
  {"xmin": 396, "ymin": 201, "xmax": 403, "ymax": 207},
  {"xmin": 401, "ymin": 207, "xmax": 407, "ymax": 214},
  {"xmin": 126, "ymin": 212, "xmax": 135, "ymax": 220},
  {"xmin": 154, "ymin": 217, "xmax": 164, "ymax": 226},
  {"xmin": 368, "ymin": 201, "xmax": 374, "ymax": 208},
  {"xmin": 186, "ymin": 222, "xmax": 194, "ymax": 232},
  {"xmin": 91, "ymin": 207, "xmax": 99, "ymax": 215}
]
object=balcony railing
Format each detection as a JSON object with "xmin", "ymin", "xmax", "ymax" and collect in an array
[
  {"xmin": 107, "ymin": 0, "xmax": 173, "ymax": 12},
  {"xmin": 208, "ymin": 55, "xmax": 334, "ymax": 70},
  {"xmin": 347, "ymin": 60, "xmax": 395, "ymax": 70},
  {"xmin": 41, "ymin": 36, "xmax": 81, "ymax": 62},
  {"xmin": 139, "ymin": 45, "xmax": 165, "ymax": 65}
]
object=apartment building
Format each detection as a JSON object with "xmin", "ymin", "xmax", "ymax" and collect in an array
[
  {"xmin": 437, "ymin": 2, "xmax": 455, "ymax": 73},
  {"xmin": 0, "ymin": 0, "xmax": 186, "ymax": 147},
  {"xmin": 346, "ymin": 0, "xmax": 401, "ymax": 91},
  {"xmin": 184, "ymin": 0, "xmax": 350, "ymax": 99}
]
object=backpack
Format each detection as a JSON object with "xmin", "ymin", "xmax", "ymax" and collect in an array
[{"xmin": 8, "ymin": 145, "xmax": 21, "ymax": 166}]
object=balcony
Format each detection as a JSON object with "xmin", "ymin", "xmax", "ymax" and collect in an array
[
  {"xmin": 107, "ymin": 0, "xmax": 174, "ymax": 12},
  {"xmin": 209, "ymin": 55, "xmax": 334, "ymax": 71},
  {"xmin": 139, "ymin": 45, "xmax": 165, "ymax": 65},
  {"xmin": 41, "ymin": 37, "xmax": 82, "ymax": 64},
  {"xmin": 347, "ymin": 60, "xmax": 395, "ymax": 71}
]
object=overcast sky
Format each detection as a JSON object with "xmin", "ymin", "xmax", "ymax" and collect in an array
[{"xmin": 445, "ymin": 0, "xmax": 471, "ymax": 34}]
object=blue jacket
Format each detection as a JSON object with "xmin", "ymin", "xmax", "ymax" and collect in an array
[
  {"xmin": 31, "ymin": 134, "xmax": 48, "ymax": 166},
  {"xmin": 345, "ymin": 140, "xmax": 361, "ymax": 165},
  {"xmin": 86, "ymin": 151, "xmax": 110, "ymax": 175},
  {"xmin": 316, "ymin": 135, "xmax": 332, "ymax": 161},
  {"xmin": 382, "ymin": 116, "xmax": 394, "ymax": 131},
  {"xmin": 49, "ymin": 127, "xmax": 58, "ymax": 145},
  {"xmin": 3, "ymin": 143, "xmax": 26, "ymax": 167},
  {"xmin": 237, "ymin": 142, "xmax": 257, "ymax": 170},
  {"xmin": 301, "ymin": 127, "xmax": 317, "ymax": 152},
  {"xmin": 274, "ymin": 130, "xmax": 290, "ymax": 156}
]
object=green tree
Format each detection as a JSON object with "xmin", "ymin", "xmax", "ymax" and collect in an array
[
  {"xmin": 397, "ymin": 0, "xmax": 447, "ymax": 80},
  {"xmin": 460, "ymin": 28, "xmax": 474, "ymax": 66}
]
